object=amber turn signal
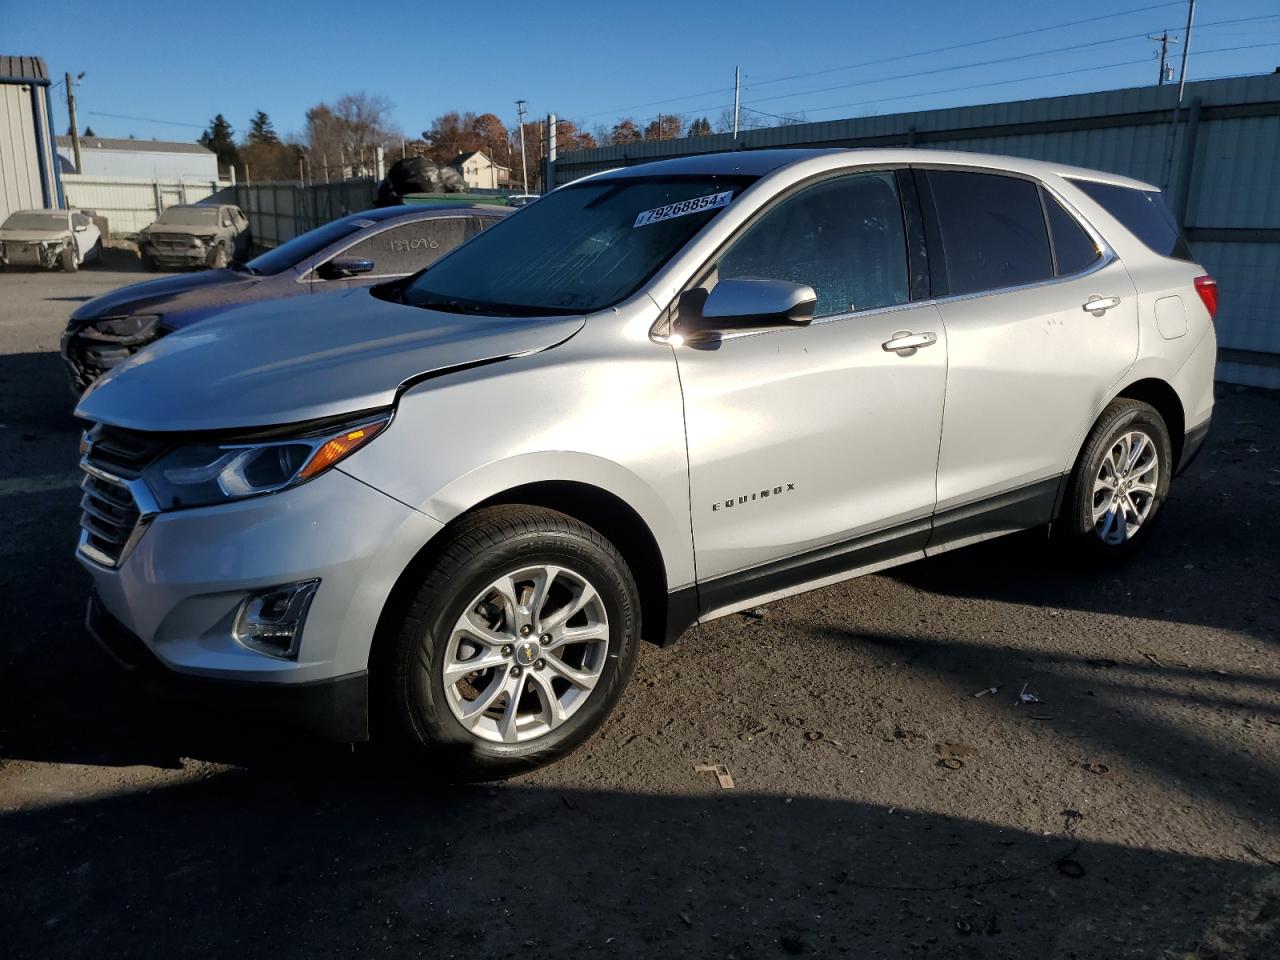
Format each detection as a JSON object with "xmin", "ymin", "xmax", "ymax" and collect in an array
[{"xmin": 298, "ymin": 421, "xmax": 387, "ymax": 481}]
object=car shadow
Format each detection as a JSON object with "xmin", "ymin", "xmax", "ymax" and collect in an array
[{"xmin": 2, "ymin": 769, "xmax": 1276, "ymax": 959}]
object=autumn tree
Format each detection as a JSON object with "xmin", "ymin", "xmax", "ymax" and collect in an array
[
  {"xmin": 643, "ymin": 115, "xmax": 682, "ymax": 141},
  {"xmin": 610, "ymin": 118, "xmax": 642, "ymax": 143}
]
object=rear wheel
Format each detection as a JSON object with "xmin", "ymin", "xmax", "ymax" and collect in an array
[
  {"xmin": 382, "ymin": 505, "xmax": 640, "ymax": 780},
  {"xmin": 1058, "ymin": 398, "xmax": 1172, "ymax": 564}
]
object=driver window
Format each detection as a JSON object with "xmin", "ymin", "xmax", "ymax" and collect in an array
[{"xmin": 712, "ymin": 171, "xmax": 910, "ymax": 318}]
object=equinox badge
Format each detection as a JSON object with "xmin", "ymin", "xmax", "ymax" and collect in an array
[{"xmin": 712, "ymin": 483, "xmax": 795, "ymax": 512}]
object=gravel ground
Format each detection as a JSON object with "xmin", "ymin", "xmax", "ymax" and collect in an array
[{"xmin": 1, "ymin": 255, "xmax": 1277, "ymax": 959}]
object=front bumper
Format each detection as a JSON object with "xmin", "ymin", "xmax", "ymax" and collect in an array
[
  {"xmin": 2, "ymin": 241, "xmax": 62, "ymax": 268},
  {"xmin": 61, "ymin": 329, "xmax": 157, "ymax": 394},
  {"xmin": 141, "ymin": 240, "xmax": 216, "ymax": 266},
  {"xmin": 77, "ymin": 468, "xmax": 444, "ymax": 736},
  {"xmin": 87, "ymin": 592, "xmax": 370, "ymax": 740}
]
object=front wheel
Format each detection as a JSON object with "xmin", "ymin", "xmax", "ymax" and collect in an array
[
  {"xmin": 209, "ymin": 244, "xmax": 229, "ymax": 269},
  {"xmin": 382, "ymin": 505, "xmax": 641, "ymax": 780},
  {"xmin": 1058, "ymin": 398, "xmax": 1172, "ymax": 564},
  {"xmin": 60, "ymin": 246, "xmax": 79, "ymax": 272}
]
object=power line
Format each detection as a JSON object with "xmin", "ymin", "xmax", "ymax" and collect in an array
[
  {"xmin": 85, "ymin": 110, "xmax": 204, "ymax": 130},
  {"xmin": 571, "ymin": 0, "xmax": 1188, "ymax": 123},
  {"xmin": 746, "ymin": 0, "xmax": 1188, "ymax": 90},
  {"xmin": 745, "ymin": 13, "xmax": 1280, "ymax": 110},
  {"xmin": 745, "ymin": 40, "xmax": 1280, "ymax": 123}
]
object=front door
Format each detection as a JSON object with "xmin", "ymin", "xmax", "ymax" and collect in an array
[{"xmin": 674, "ymin": 170, "xmax": 948, "ymax": 617}]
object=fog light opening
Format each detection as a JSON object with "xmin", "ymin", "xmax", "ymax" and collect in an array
[{"xmin": 233, "ymin": 579, "xmax": 320, "ymax": 659}]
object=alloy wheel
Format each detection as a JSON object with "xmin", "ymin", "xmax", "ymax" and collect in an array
[
  {"xmin": 442, "ymin": 564, "xmax": 610, "ymax": 743},
  {"xmin": 1092, "ymin": 429, "xmax": 1160, "ymax": 545}
]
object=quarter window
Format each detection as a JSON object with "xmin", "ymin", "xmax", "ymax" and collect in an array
[
  {"xmin": 926, "ymin": 170, "xmax": 1053, "ymax": 296},
  {"xmin": 715, "ymin": 171, "xmax": 909, "ymax": 318},
  {"xmin": 1067, "ymin": 178, "xmax": 1193, "ymax": 261},
  {"xmin": 337, "ymin": 218, "xmax": 474, "ymax": 277},
  {"xmin": 1042, "ymin": 190, "xmax": 1101, "ymax": 276}
]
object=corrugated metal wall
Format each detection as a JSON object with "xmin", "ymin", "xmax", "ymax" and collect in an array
[
  {"xmin": 219, "ymin": 179, "xmax": 378, "ymax": 249},
  {"xmin": 0, "ymin": 83, "xmax": 54, "ymax": 222},
  {"xmin": 60, "ymin": 175, "xmax": 225, "ymax": 235},
  {"xmin": 555, "ymin": 74, "xmax": 1280, "ymax": 388}
]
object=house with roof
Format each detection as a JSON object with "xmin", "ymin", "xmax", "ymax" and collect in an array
[
  {"xmin": 56, "ymin": 135, "xmax": 219, "ymax": 180},
  {"xmin": 452, "ymin": 150, "xmax": 511, "ymax": 191}
]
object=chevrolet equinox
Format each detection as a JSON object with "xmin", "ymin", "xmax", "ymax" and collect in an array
[{"xmin": 75, "ymin": 149, "xmax": 1217, "ymax": 777}]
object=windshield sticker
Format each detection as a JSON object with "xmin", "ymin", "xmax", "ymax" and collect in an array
[{"xmin": 634, "ymin": 191, "xmax": 733, "ymax": 228}]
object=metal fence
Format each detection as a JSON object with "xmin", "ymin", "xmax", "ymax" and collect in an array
[
  {"xmin": 215, "ymin": 178, "xmax": 378, "ymax": 249},
  {"xmin": 554, "ymin": 73, "xmax": 1280, "ymax": 388},
  {"xmin": 61, "ymin": 174, "xmax": 225, "ymax": 235}
]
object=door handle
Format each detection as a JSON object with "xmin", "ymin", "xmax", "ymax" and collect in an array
[
  {"xmin": 1082, "ymin": 295, "xmax": 1122, "ymax": 314},
  {"xmin": 882, "ymin": 330, "xmax": 938, "ymax": 353}
]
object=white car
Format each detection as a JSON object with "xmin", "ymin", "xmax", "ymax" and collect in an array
[
  {"xmin": 0, "ymin": 208, "xmax": 102, "ymax": 272},
  {"xmin": 75, "ymin": 148, "xmax": 1216, "ymax": 777}
]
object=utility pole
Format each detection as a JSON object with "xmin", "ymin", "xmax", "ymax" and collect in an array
[
  {"xmin": 64, "ymin": 72, "xmax": 82, "ymax": 173},
  {"xmin": 545, "ymin": 113, "xmax": 557, "ymax": 193},
  {"xmin": 732, "ymin": 66, "xmax": 741, "ymax": 140},
  {"xmin": 1149, "ymin": 31, "xmax": 1179, "ymax": 85},
  {"xmin": 515, "ymin": 99, "xmax": 529, "ymax": 195},
  {"xmin": 1176, "ymin": 0, "xmax": 1196, "ymax": 104},
  {"xmin": 657, "ymin": 112, "xmax": 663, "ymax": 140}
]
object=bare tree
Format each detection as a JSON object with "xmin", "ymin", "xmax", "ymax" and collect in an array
[{"xmin": 305, "ymin": 92, "xmax": 401, "ymax": 178}]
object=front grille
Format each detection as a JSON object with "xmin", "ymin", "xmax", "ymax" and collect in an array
[
  {"xmin": 78, "ymin": 426, "xmax": 167, "ymax": 566},
  {"xmin": 153, "ymin": 236, "xmax": 195, "ymax": 251}
]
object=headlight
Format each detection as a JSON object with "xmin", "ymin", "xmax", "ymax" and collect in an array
[
  {"xmin": 196, "ymin": 235, "xmax": 216, "ymax": 245},
  {"xmin": 142, "ymin": 412, "xmax": 391, "ymax": 510},
  {"xmin": 82, "ymin": 314, "xmax": 161, "ymax": 343}
]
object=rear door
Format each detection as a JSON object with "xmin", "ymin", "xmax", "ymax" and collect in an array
[
  {"xmin": 919, "ymin": 168, "xmax": 1139, "ymax": 544},
  {"xmin": 675, "ymin": 169, "xmax": 948, "ymax": 614}
]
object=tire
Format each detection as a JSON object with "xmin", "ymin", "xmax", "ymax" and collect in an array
[
  {"xmin": 90, "ymin": 238, "xmax": 103, "ymax": 264},
  {"xmin": 141, "ymin": 251, "xmax": 158, "ymax": 272},
  {"xmin": 382, "ymin": 505, "xmax": 641, "ymax": 780},
  {"xmin": 210, "ymin": 244, "xmax": 228, "ymax": 269},
  {"xmin": 1058, "ymin": 398, "xmax": 1173, "ymax": 565},
  {"xmin": 61, "ymin": 246, "xmax": 79, "ymax": 273}
]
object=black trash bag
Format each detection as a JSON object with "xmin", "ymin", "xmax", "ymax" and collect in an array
[{"xmin": 376, "ymin": 157, "xmax": 468, "ymax": 205}]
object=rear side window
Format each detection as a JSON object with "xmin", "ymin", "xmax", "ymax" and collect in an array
[
  {"xmin": 925, "ymin": 171, "xmax": 1053, "ymax": 296},
  {"xmin": 1067, "ymin": 179, "xmax": 1193, "ymax": 261},
  {"xmin": 1042, "ymin": 190, "xmax": 1101, "ymax": 276},
  {"xmin": 339, "ymin": 217, "xmax": 473, "ymax": 276}
]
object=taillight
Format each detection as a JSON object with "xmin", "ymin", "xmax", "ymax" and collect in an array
[{"xmin": 1194, "ymin": 275, "xmax": 1218, "ymax": 320}]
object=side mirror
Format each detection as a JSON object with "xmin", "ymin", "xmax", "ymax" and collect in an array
[
  {"xmin": 675, "ymin": 278, "xmax": 817, "ymax": 343},
  {"xmin": 318, "ymin": 256, "xmax": 375, "ymax": 280},
  {"xmin": 74, "ymin": 223, "xmax": 88, "ymax": 233}
]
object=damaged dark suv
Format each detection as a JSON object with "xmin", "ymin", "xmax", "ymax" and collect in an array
[{"xmin": 137, "ymin": 204, "xmax": 251, "ymax": 270}]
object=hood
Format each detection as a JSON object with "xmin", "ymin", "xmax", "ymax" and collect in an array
[
  {"xmin": 70, "ymin": 269, "xmax": 256, "ymax": 326},
  {"xmin": 75, "ymin": 287, "xmax": 585, "ymax": 432},
  {"xmin": 0, "ymin": 228, "xmax": 71, "ymax": 244},
  {"xmin": 142, "ymin": 223, "xmax": 220, "ymax": 237}
]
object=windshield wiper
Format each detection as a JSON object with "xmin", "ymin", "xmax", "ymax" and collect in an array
[{"xmin": 406, "ymin": 293, "xmax": 559, "ymax": 318}]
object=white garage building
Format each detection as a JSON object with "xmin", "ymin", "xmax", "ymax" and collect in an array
[{"xmin": 56, "ymin": 136, "xmax": 219, "ymax": 180}]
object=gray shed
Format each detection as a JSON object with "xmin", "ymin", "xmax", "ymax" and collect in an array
[{"xmin": 0, "ymin": 55, "xmax": 64, "ymax": 222}]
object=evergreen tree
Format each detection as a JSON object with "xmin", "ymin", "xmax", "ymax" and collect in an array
[
  {"xmin": 248, "ymin": 110, "xmax": 279, "ymax": 144},
  {"xmin": 689, "ymin": 117, "xmax": 713, "ymax": 137},
  {"xmin": 199, "ymin": 114, "xmax": 240, "ymax": 173}
]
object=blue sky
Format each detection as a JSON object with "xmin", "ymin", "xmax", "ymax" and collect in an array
[{"xmin": 6, "ymin": 0, "xmax": 1280, "ymax": 143}]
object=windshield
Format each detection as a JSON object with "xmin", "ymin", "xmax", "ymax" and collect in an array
[
  {"xmin": 155, "ymin": 207, "xmax": 219, "ymax": 226},
  {"xmin": 3, "ymin": 212, "xmax": 68, "ymax": 231},
  {"xmin": 400, "ymin": 175, "xmax": 756, "ymax": 316},
  {"xmin": 243, "ymin": 215, "xmax": 373, "ymax": 276}
]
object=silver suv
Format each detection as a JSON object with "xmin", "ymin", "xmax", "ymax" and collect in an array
[{"xmin": 75, "ymin": 149, "xmax": 1217, "ymax": 777}]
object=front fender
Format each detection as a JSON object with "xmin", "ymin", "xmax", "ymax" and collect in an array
[{"xmin": 340, "ymin": 332, "xmax": 695, "ymax": 591}]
